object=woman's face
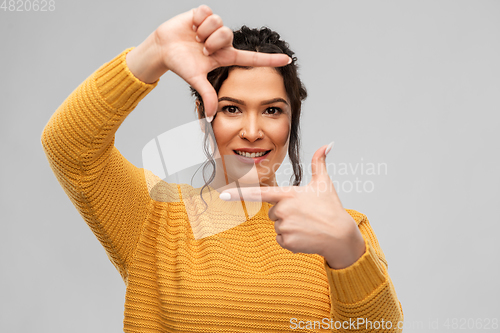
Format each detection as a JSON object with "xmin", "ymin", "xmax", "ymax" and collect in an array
[{"xmin": 211, "ymin": 67, "xmax": 291, "ymax": 187}]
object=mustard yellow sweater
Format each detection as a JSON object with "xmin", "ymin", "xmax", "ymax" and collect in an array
[{"xmin": 41, "ymin": 48, "xmax": 404, "ymax": 332}]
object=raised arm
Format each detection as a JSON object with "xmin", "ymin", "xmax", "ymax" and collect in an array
[
  {"xmin": 41, "ymin": 48, "xmax": 157, "ymax": 282},
  {"xmin": 41, "ymin": 5, "xmax": 292, "ymax": 282},
  {"xmin": 219, "ymin": 147, "xmax": 404, "ymax": 331}
]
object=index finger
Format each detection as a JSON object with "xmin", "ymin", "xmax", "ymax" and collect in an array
[
  {"xmin": 232, "ymin": 49, "xmax": 292, "ymax": 68},
  {"xmin": 219, "ymin": 186, "xmax": 295, "ymax": 204},
  {"xmin": 189, "ymin": 75, "xmax": 218, "ymax": 119}
]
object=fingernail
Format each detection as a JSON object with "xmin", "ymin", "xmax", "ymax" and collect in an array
[
  {"xmin": 192, "ymin": 25, "xmax": 197, "ymax": 32},
  {"xmin": 195, "ymin": 35, "xmax": 201, "ymax": 42},
  {"xmin": 206, "ymin": 115, "xmax": 213, "ymax": 123},
  {"xmin": 219, "ymin": 192, "xmax": 231, "ymax": 201},
  {"xmin": 325, "ymin": 141, "xmax": 334, "ymax": 156},
  {"xmin": 287, "ymin": 57, "xmax": 292, "ymax": 65},
  {"xmin": 203, "ymin": 47, "xmax": 209, "ymax": 56}
]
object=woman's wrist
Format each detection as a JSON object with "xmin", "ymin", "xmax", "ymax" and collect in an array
[
  {"xmin": 126, "ymin": 31, "xmax": 169, "ymax": 84},
  {"xmin": 323, "ymin": 220, "xmax": 367, "ymax": 270}
]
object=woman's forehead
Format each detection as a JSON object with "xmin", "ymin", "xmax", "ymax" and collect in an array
[{"xmin": 219, "ymin": 67, "xmax": 289, "ymax": 103}]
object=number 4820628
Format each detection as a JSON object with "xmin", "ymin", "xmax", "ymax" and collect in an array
[
  {"xmin": 443, "ymin": 318, "xmax": 498, "ymax": 330},
  {"xmin": 1, "ymin": 0, "xmax": 55, "ymax": 11}
]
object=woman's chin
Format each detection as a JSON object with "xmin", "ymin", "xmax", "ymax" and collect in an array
[
  {"xmin": 236, "ymin": 174, "xmax": 275, "ymax": 187},
  {"xmin": 231, "ymin": 173, "xmax": 261, "ymax": 186}
]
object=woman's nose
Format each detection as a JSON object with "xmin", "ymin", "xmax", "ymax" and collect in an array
[{"xmin": 240, "ymin": 117, "xmax": 264, "ymax": 142}]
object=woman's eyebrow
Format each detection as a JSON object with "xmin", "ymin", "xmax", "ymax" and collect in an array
[{"xmin": 218, "ymin": 96, "xmax": 289, "ymax": 106}]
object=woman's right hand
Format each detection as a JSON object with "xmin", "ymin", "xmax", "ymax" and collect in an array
[{"xmin": 126, "ymin": 5, "xmax": 291, "ymax": 120}]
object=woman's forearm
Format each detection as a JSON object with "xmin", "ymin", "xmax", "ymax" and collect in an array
[{"xmin": 41, "ymin": 49, "xmax": 158, "ymax": 281}]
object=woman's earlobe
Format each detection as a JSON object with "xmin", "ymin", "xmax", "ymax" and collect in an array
[
  {"xmin": 195, "ymin": 100, "xmax": 202, "ymax": 120},
  {"xmin": 195, "ymin": 100, "xmax": 207, "ymax": 133}
]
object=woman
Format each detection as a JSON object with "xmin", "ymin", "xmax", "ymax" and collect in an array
[{"xmin": 42, "ymin": 5, "xmax": 403, "ymax": 332}]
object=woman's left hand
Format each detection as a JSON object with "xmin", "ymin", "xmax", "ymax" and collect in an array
[{"xmin": 219, "ymin": 143, "xmax": 367, "ymax": 269}]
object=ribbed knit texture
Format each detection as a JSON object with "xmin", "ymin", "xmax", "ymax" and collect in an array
[{"xmin": 41, "ymin": 48, "xmax": 404, "ymax": 332}]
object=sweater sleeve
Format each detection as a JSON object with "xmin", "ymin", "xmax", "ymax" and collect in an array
[
  {"xmin": 323, "ymin": 210, "xmax": 404, "ymax": 332},
  {"xmin": 41, "ymin": 48, "xmax": 158, "ymax": 283}
]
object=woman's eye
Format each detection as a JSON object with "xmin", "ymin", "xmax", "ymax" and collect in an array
[
  {"xmin": 221, "ymin": 105, "xmax": 283, "ymax": 115},
  {"xmin": 265, "ymin": 107, "xmax": 283, "ymax": 115},
  {"xmin": 222, "ymin": 105, "xmax": 239, "ymax": 113}
]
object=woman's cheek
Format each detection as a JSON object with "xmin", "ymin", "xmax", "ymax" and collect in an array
[
  {"xmin": 275, "ymin": 121, "xmax": 291, "ymax": 150},
  {"xmin": 212, "ymin": 119, "xmax": 236, "ymax": 152}
]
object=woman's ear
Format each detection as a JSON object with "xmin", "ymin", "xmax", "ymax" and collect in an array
[
  {"xmin": 196, "ymin": 100, "xmax": 203, "ymax": 120},
  {"xmin": 196, "ymin": 100, "xmax": 207, "ymax": 134}
]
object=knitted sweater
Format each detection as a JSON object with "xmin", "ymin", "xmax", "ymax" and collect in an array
[{"xmin": 41, "ymin": 48, "xmax": 404, "ymax": 332}]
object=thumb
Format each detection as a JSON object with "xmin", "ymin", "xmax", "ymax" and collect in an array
[
  {"xmin": 190, "ymin": 75, "xmax": 218, "ymax": 120},
  {"xmin": 310, "ymin": 141, "xmax": 334, "ymax": 182}
]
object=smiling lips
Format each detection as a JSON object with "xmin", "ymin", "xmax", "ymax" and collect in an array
[{"xmin": 233, "ymin": 148, "xmax": 271, "ymax": 158}]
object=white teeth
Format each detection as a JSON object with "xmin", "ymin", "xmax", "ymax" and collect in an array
[{"xmin": 235, "ymin": 150, "xmax": 268, "ymax": 158}]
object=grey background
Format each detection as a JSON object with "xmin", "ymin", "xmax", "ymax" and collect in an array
[{"xmin": 1, "ymin": 0, "xmax": 499, "ymax": 332}]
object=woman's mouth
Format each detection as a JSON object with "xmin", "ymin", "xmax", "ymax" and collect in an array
[
  {"xmin": 233, "ymin": 150, "xmax": 271, "ymax": 158},
  {"xmin": 232, "ymin": 150, "xmax": 271, "ymax": 163}
]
